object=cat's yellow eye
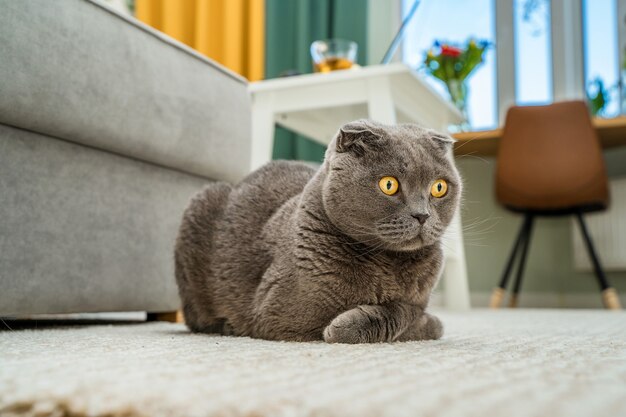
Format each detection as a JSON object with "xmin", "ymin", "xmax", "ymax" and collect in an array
[
  {"xmin": 431, "ymin": 179, "xmax": 448, "ymax": 198},
  {"xmin": 379, "ymin": 176, "xmax": 399, "ymax": 196}
]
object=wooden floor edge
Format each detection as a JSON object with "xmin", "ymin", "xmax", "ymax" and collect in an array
[{"xmin": 146, "ymin": 311, "xmax": 184, "ymax": 323}]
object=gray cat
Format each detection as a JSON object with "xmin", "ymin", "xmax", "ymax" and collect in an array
[{"xmin": 175, "ymin": 120, "xmax": 461, "ymax": 343}]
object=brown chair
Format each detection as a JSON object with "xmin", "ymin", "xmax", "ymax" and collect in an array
[{"xmin": 489, "ymin": 101, "xmax": 621, "ymax": 310}]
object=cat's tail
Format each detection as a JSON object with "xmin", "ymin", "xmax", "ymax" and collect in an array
[{"xmin": 174, "ymin": 182, "xmax": 232, "ymax": 333}]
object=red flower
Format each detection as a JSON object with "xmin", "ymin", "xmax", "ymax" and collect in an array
[{"xmin": 440, "ymin": 45, "xmax": 462, "ymax": 58}]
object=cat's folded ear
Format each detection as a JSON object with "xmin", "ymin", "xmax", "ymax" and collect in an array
[
  {"xmin": 429, "ymin": 132, "xmax": 456, "ymax": 153},
  {"xmin": 335, "ymin": 120, "xmax": 383, "ymax": 156}
]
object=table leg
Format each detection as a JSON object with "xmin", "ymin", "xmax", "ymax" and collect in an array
[
  {"xmin": 441, "ymin": 210, "xmax": 471, "ymax": 310},
  {"xmin": 250, "ymin": 93, "xmax": 276, "ymax": 172},
  {"xmin": 366, "ymin": 77, "xmax": 397, "ymax": 124}
]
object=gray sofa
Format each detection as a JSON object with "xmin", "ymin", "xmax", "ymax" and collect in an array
[{"xmin": 0, "ymin": 0, "xmax": 251, "ymax": 316}]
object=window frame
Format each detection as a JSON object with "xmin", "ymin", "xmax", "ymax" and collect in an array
[{"xmin": 400, "ymin": 0, "xmax": 623, "ymax": 127}]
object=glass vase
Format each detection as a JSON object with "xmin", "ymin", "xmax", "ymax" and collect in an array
[{"xmin": 446, "ymin": 79, "xmax": 470, "ymax": 131}]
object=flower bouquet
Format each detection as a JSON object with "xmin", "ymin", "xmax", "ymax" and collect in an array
[{"xmin": 423, "ymin": 39, "xmax": 490, "ymax": 123}]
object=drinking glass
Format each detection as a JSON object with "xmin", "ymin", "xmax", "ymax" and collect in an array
[{"xmin": 310, "ymin": 39, "xmax": 358, "ymax": 73}]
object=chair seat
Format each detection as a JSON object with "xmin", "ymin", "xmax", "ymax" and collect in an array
[{"xmin": 496, "ymin": 101, "xmax": 609, "ymax": 212}]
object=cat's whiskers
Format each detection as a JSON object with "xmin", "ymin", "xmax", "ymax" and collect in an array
[
  {"xmin": 443, "ymin": 217, "xmax": 500, "ymax": 245},
  {"xmin": 323, "ymin": 220, "xmax": 387, "ymax": 247},
  {"xmin": 452, "ymin": 132, "xmax": 485, "ymax": 154},
  {"xmin": 340, "ymin": 210, "xmax": 402, "ymax": 238},
  {"xmin": 461, "ymin": 214, "xmax": 501, "ymax": 229},
  {"xmin": 355, "ymin": 239, "xmax": 389, "ymax": 259},
  {"xmin": 437, "ymin": 214, "xmax": 502, "ymax": 250},
  {"xmin": 338, "ymin": 216, "xmax": 412, "ymax": 255},
  {"xmin": 439, "ymin": 240, "xmax": 455, "ymax": 253},
  {"xmin": 338, "ymin": 222, "xmax": 377, "ymax": 237},
  {"xmin": 457, "ymin": 152, "xmax": 490, "ymax": 164}
]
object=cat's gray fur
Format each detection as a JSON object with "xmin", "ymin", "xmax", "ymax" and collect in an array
[{"xmin": 175, "ymin": 120, "xmax": 461, "ymax": 343}]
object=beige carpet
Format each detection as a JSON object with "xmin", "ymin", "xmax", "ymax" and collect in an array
[{"xmin": 1, "ymin": 309, "xmax": 625, "ymax": 417}]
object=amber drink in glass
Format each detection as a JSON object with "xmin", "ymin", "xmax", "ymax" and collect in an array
[{"xmin": 311, "ymin": 39, "xmax": 358, "ymax": 73}]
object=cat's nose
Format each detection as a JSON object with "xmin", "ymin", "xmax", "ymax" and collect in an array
[{"xmin": 411, "ymin": 212, "xmax": 430, "ymax": 225}]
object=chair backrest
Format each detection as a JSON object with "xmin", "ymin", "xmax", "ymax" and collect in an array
[{"xmin": 496, "ymin": 101, "xmax": 609, "ymax": 212}]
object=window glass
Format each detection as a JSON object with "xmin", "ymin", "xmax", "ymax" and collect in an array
[
  {"xmin": 514, "ymin": 0, "xmax": 553, "ymax": 105},
  {"xmin": 583, "ymin": 0, "xmax": 619, "ymax": 117},
  {"xmin": 401, "ymin": 0, "xmax": 497, "ymax": 130}
]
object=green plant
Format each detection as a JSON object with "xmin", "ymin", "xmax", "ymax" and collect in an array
[{"xmin": 586, "ymin": 77, "xmax": 610, "ymax": 117}]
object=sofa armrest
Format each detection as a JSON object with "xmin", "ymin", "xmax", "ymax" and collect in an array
[{"xmin": 0, "ymin": 0, "xmax": 251, "ymax": 183}]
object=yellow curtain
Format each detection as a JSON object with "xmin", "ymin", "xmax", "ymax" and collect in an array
[{"xmin": 135, "ymin": 0, "xmax": 265, "ymax": 81}]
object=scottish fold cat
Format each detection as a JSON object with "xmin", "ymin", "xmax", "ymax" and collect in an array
[{"xmin": 175, "ymin": 120, "xmax": 461, "ymax": 343}]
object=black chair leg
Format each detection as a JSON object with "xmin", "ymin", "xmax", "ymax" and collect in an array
[
  {"xmin": 576, "ymin": 212, "xmax": 622, "ymax": 310},
  {"xmin": 490, "ymin": 214, "xmax": 532, "ymax": 308},
  {"xmin": 508, "ymin": 215, "xmax": 535, "ymax": 308}
]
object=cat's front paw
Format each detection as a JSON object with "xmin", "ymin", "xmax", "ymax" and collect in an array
[
  {"xmin": 396, "ymin": 313, "xmax": 444, "ymax": 342},
  {"xmin": 323, "ymin": 306, "xmax": 381, "ymax": 344},
  {"xmin": 417, "ymin": 313, "xmax": 443, "ymax": 340}
]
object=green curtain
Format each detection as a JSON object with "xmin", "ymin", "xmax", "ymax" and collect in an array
[{"xmin": 265, "ymin": 0, "xmax": 369, "ymax": 163}]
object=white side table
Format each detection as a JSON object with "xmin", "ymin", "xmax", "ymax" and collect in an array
[{"xmin": 248, "ymin": 63, "xmax": 471, "ymax": 310}]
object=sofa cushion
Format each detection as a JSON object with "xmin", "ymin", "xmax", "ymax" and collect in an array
[
  {"xmin": 0, "ymin": 0, "xmax": 251, "ymax": 183},
  {"xmin": 0, "ymin": 123, "xmax": 209, "ymax": 315}
]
